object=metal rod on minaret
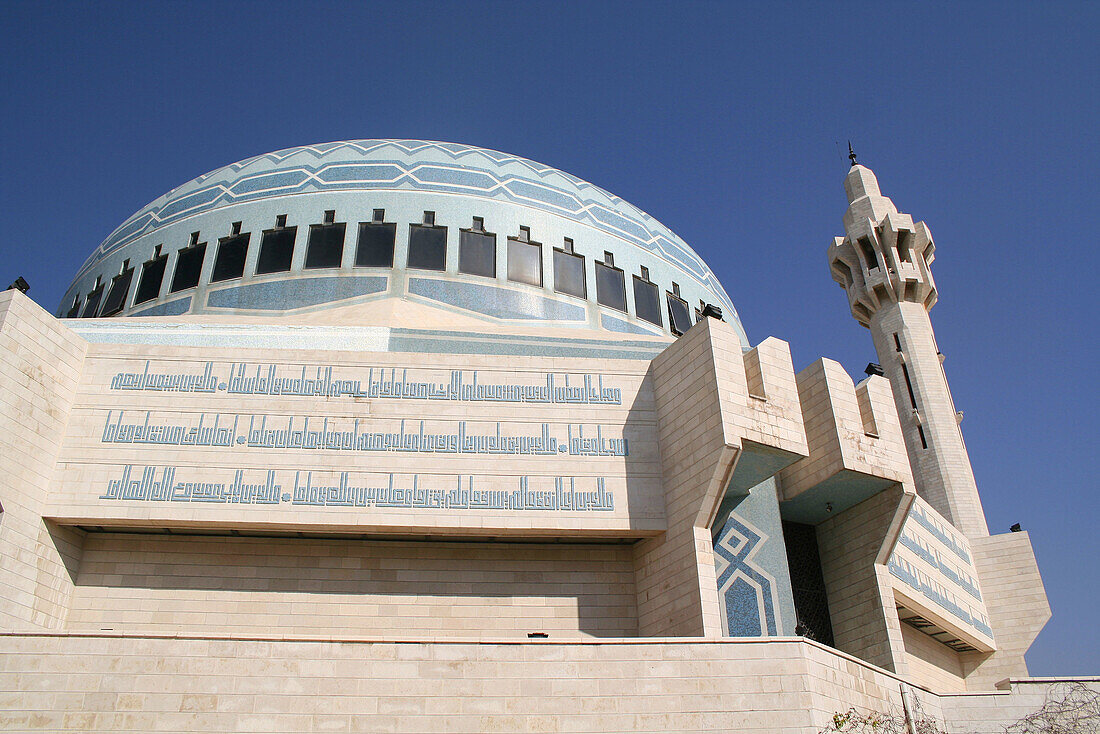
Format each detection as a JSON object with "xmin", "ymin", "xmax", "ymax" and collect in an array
[{"xmin": 848, "ymin": 141, "xmax": 858, "ymax": 167}]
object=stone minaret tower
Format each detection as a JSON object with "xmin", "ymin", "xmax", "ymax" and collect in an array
[{"xmin": 828, "ymin": 158, "xmax": 989, "ymax": 537}]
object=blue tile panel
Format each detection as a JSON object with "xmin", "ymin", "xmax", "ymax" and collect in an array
[
  {"xmin": 65, "ymin": 322, "xmax": 671, "ymax": 360},
  {"xmin": 897, "ymin": 533, "xmax": 983, "ymax": 601},
  {"xmin": 206, "ymin": 275, "xmax": 387, "ymax": 311},
  {"xmin": 407, "ymin": 278, "xmax": 586, "ymax": 322},
  {"xmin": 109, "ymin": 362, "xmax": 625, "ymax": 406},
  {"xmin": 714, "ymin": 513, "xmax": 777, "ymax": 636},
  {"xmin": 711, "ymin": 478, "xmax": 797, "ymax": 637},
  {"xmin": 888, "ymin": 559, "xmax": 994, "ymax": 638},
  {"xmin": 908, "ymin": 504, "xmax": 971, "ymax": 563},
  {"xmin": 99, "ymin": 410, "xmax": 629, "ymax": 458},
  {"xmin": 129, "ymin": 297, "xmax": 191, "ymax": 317},
  {"xmin": 100, "ymin": 466, "xmax": 614, "ymax": 512},
  {"xmin": 600, "ymin": 313, "xmax": 663, "ymax": 336},
  {"xmin": 64, "ymin": 139, "xmax": 741, "ymax": 334}
]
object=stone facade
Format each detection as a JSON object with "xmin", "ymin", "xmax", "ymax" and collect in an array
[{"xmin": 0, "ymin": 143, "xmax": 1077, "ymax": 732}]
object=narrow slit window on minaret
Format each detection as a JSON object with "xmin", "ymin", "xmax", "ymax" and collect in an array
[
  {"xmin": 893, "ymin": 333, "xmax": 902, "ymax": 352},
  {"xmin": 901, "ymin": 363, "xmax": 918, "ymax": 410},
  {"xmin": 917, "ymin": 425, "xmax": 928, "ymax": 450},
  {"xmin": 857, "ymin": 237, "xmax": 878, "ymax": 270}
]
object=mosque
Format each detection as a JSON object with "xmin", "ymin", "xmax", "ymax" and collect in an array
[{"xmin": 0, "ymin": 140, "xmax": 1079, "ymax": 732}]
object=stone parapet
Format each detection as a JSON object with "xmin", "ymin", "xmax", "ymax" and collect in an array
[{"xmin": 778, "ymin": 359, "xmax": 913, "ymax": 524}]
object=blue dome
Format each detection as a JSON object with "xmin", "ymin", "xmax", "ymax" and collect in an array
[{"xmin": 61, "ymin": 140, "xmax": 744, "ymax": 343}]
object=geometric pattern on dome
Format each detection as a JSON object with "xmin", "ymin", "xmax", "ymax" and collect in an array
[{"xmin": 75, "ymin": 139, "xmax": 737, "ymax": 321}]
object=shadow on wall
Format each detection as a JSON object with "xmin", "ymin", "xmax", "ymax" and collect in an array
[{"xmin": 57, "ymin": 529, "xmax": 639, "ymax": 638}]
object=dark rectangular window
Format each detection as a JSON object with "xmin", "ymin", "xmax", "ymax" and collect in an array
[
  {"xmin": 65, "ymin": 296, "xmax": 81, "ymax": 318},
  {"xmin": 355, "ymin": 222, "xmax": 396, "ymax": 267},
  {"xmin": 211, "ymin": 233, "xmax": 250, "ymax": 282},
  {"xmin": 408, "ymin": 224, "xmax": 447, "ymax": 271},
  {"xmin": 256, "ymin": 227, "xmax": 297, "ymax": 274},
  {"xmin": 595, "ymin": 260, "xmax": 626, "ymax": 311},
  {"xmin": 100, "ymin": 267, "xmax": 135, "ymax": 316},
  {"xmin": 459, "ymin": 230, "xmax": 497, "ymax": 278},
  {"xmin": 81, "ymin": 285, "xmax": 104, "ymax": 318},
  {"xmin": 858, "ymin": 237, "xmax": 878, "ymax": 269},
  {"xmin": 553, "ymin": 248, "xmax": 586, "ymax": 299},
  {"xmin": 305, "ymin": 222, "xmax": 347, "ymax": 269},
  {"xmin": 667, "ymin": 292, "xmax": 692, "ymax": 335},
  {"xmin": 507, "ymin": 238, "xmax": 542, "ymax": 286},
  {"xmin": 134, "ymin": 256, "xmax": 167, "ymax": 305},
  {"xmin": 633, "ymin": 276, "xmax": 661, "ymax": 326},
  {"xmin": 170, "ymin": 244, "xmax": 206, "ymax": 293},
  {"xmin": 896, "ymin": 229, "xmax": 912, "ymax": 262}
]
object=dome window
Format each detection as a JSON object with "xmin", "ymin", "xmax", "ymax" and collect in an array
[
  {"xmin": 170, "ymin": 233, "xmax": 207, "ymax": 293},
  {"xmin": 408, "ymin": 211, "xmax": 447, "ymax": 271},
  {"xmin": 256, "ymin": 216, "xmax": 297, "ymax": 275},
  {"xmin": 212, "ymin": 222, "xmax": 250, "ymax": 282},
  {"xmin": 553, "ymin": 237, "xmax": 586, "ymax": 300},
  {"xmin": 667, "ymin": 282, "xmax": 692, "ymax": 336},
  {"xmin": 633, "ymin": 267, "xmax": 662, "ymax": 327},
  {"xmin": 459, "ymin": 217, "xmax": 497, "ymax": 279},
  {"xmin": 100, "ymin": 261, "xmax": 134, "ymax": 317},
  {"xmin": 507, "ymin": 226, "xmax": 542, "ymax": 287},
  {"xmin": 356, "ymin": 210, "xmax": 396, "ymax": 268},
  {"xmin": 133, "ymin": 246, "xmax": 168, "ymax": 306},
  {"xmin": 305, "ymin": 211, "xmax": 347, "ymax": 270},
  {"xmin": 80, "ymin": 277, "xmax": 104, "ymax": 318},
  {"xmin": 65, "ymin": 294, "xmax": 81, "ymax": 318},
  {"xmin": 595, "ymin": 252, "xmax": 626, "ymax": 312}
]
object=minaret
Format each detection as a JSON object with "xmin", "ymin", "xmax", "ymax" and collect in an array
[{"xmin": 828, "ymin": 155, "xmax": 989, "ymax": 537}]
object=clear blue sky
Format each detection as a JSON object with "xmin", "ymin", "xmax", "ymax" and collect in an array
[{"xmin": 1, "ymin": 1, "xmax": 1095, "ymax": 675}]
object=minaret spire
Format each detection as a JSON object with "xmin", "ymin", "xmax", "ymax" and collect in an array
[
  {"xmin": 827, "ymin": 163, "xmax": 989, "ymax": 537},
  {"xmin": 848, "ymin": 141, "xmax": 858, "ymax": 167}
]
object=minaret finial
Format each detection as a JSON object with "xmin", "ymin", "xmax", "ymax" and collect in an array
[{"xmin": 848, "ymin": 141, "xmax": 858, "ymax": 167}]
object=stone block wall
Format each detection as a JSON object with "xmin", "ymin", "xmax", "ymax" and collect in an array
[
  {"xmin": 634, "ymin": 319, "xmax": 734, "ymax": 637},
  {"xmin": 0, "ymin": 633, "xmax": 944, "ymax": 734},
  {"xmin": 780, "ymin": 359, "xmax": 911, "ymax": 505},
  {"xmin": 65, "ymin": 534, "xmax": 637, "ymax": 638},
  {"xmin": 816, "ymin": 486, "xmax": 911, "ymax": 675},
  {"xmin": 0, "ymin": 290, "xmax": 88, "ymax": 629},
  {"xmin": 635, "ymin": 320, "xmax": 806, "ymax": 638},
  {"xmin": 870, "ymin": 302, "xmax": 988, "ymax": 538},
  {"xmin": 960, "ymin": 531, "xmax": 1051, "ymax": 688},
  {"xmin": 940, "ymin": 678, "xmax": 1100, "ymax": 734}
]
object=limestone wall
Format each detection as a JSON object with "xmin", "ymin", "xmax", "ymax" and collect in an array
[
  {"xmin": 65, "ymin": 534, "xmax": 637, "ymax": 638},
  {"xmin": 940, "ymin": 678, "xmax": 1100, "ymax": 734},
  {"xmin": 0, "ymin": 290, "xmax": 88, "ymax": 629},
  {"xmin": 0, "ymin": 633, "xmax": 939, "ymax": 734}
]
